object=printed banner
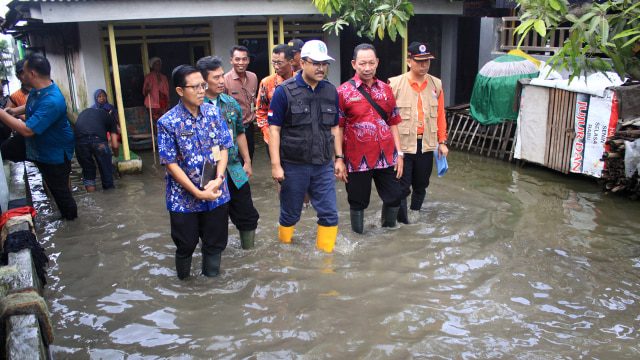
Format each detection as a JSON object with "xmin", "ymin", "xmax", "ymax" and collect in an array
[
  {"xmin": 570, "ymin": 90, "xmax": 618, "ymax": 177},
  {"xmin": 570, "ymin": 93, "xmax": 590, "ymax": 174}
]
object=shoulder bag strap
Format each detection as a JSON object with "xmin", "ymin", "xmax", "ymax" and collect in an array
[{"xmin": 348, "ymin": 79, "xmax": 387, "ymax": 121}]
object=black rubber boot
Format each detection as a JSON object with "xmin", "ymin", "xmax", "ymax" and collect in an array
[
  {"xmin": 239, "ymin": 229, "xmax": 255, "ymax": 249},
  {"xmin": 202, "ymin": 252, "xmax": 222, "ymax": 277},
  {"xmin": 350, "ymin": 209, "xmax": 364, "ymax": 234},
  {"xmin": 175, "ymin": 255, "xmax": 192, "ymax": 280},
  {"xmin": 381, "ymin": 204, "xmax": 400, "ymax": 228},
  {"xmin": 397, "ymin": 198, "xmax": 409, "ymax": 224},
  {"xmin": 410, "ymin": 193, "xmax": 426, "ymax": 211}
]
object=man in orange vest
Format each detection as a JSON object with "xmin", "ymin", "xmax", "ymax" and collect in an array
[{"xmin": 388, "ymin": 42, "xmax": 448, "ymax": 224}]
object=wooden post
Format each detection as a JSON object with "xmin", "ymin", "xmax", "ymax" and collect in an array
[
  {"xmin": 100, "ymin": 42, "xmax": 114, "ymax": 106},
  {"xmin": 108, "ymin": 23, "xmax": 130, "ymax": 161},
  {"xmin": 267, "ymin": 16, "xmax": 274, "ymax": 75},
  {"xmin": 402, "ymin": 36, "xmax": 408, "ymax": 74},
  {"xmin": 278, "ymin": 17, "xmax": 284, "ymax": 45}
]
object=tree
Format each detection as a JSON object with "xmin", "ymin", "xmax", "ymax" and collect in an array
[
  {"xmin": 312, "ymin": 0, "xmax": 414, "ymax": 41},
  {"xmin": 515, "ymin": 0, "xmax": 640, "ymax": 82}
]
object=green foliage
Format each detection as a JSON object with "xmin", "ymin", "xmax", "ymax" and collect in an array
[
  {"xmin": 0, "ymin": 40, "xmax": 13, "ymax": 82},
  {"xmin": 515, "ymin": 0, "xmax": 640, "ymax": 81},
  {"xmin": 312, "ymin": 0, "xmax": 414, "ymax": 41}
]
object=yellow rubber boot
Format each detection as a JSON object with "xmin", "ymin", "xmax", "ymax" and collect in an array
[
  {"xmin": 316, "ymin": 225, "xmax": 338, "ymax": 253},
  {"xmin": 279, "ymin": 224, "xmax": 295, "ymax": 243}
]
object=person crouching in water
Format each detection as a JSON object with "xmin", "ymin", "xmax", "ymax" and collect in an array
[{"xmin": 157, "ymin": 65, "xmax": 234, "ymax": 279}]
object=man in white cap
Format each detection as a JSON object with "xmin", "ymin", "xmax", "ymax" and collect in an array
[{"xmin": 267, "ymin": 40, "xmax": 346, "ymax": 253}]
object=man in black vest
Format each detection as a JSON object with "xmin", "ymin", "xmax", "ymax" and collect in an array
[{"xmin": 267, "ymin": 40, "xmax": 346, "ymax": 253}]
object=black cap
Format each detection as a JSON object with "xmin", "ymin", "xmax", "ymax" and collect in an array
[
  {"xmin": 15, "ymin": 59, "xmax": 25, "ymax": 74},
  {"xmin": 288, "ymin": 39, "xmax": 304, "ymax": 53},
  {"xmin": 408, "ymin": 42, "xmax": 435, "ymax": 60}
]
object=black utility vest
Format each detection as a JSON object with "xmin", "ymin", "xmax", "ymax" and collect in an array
[{"xmin": 279, "ymin": 77, "xmax": 337, "ymax": 165}]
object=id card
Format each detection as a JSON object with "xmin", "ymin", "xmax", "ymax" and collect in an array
[{"xmin": 212, "ymin": 145, "xmax": 222, "ymax": 162}]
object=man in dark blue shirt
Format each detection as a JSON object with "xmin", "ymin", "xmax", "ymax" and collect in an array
[
  {"xmin": 0, "ymin": 53, "xmax": 77, "ymax": 220},
  {"xmin": 268, "ymin": 40, "xmax": 345, "ymax": 253},
  {"xmin": 75, "ymin": 108, "xmax": 120, "ymax": 192}
]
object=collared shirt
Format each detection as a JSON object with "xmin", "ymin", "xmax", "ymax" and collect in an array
[
  {"xmin": 256, "ymin": 73, "xmax": 288, "ymax": 131},
  {"xmin": 223, "ymin": 69, "xmax": 257, "ymax": 125},
  {"xmin": 268, "ymin": 72, "xmax": 339, "ymax": 127},
  {"xmin": 158, "ymin": 101, "xmax": 234, "ymax": 213},
  {"xmin": 24, "ymin": 81, "xmax": 75, "ymax": 164},
  {"xmin": 204, "ymin": 94, "xmax": 248, "ymax": 189},
  {"xmin": 406, "ymin": 77, "xmax": 447, "ymax": 140},
  {"xmin": 337, "ymin": 74, "xmax": 401, "ymax": 173}
]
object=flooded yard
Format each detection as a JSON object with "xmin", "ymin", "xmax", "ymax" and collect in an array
[{"xmin": 31, "ymin": 146, "xmax": 640, "ymax": 359}]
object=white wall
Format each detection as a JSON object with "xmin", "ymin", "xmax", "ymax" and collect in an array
[
  {"xmin": 78, "ymin": 22, "xmax": 107, "ymax": 108},
  {"xmin": 478, "ymin": 17, "xmax": 503, "ymax": 71},
  {"xmin": 325, "ymin": 33, "xmax": 340, "ymax": 87},
  {"xmin": 441, "ymin": 16, "xmax": 458, "ymax": 107},
  {"xmin": 38, "ymin": 0, "xmax": 320, "ymax": 23}
]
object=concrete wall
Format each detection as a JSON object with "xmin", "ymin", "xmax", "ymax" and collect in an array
[
  {"xmin": 441, "ymin": 16, "xmax": 459, "ymax": 107},
  {"xmin": 78, "ymin": 22, "xmax": 107, "ymax": 109},
  {"xmin": 478, "ymin": 17, "xmax": 503, "ymax": 71}
]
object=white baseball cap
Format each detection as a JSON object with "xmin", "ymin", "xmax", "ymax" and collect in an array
[{"xmin": 300, "ymin": 40, "xmax": 334, "ymax": 62}]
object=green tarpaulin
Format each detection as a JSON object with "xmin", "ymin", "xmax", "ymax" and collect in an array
[{"xmin": 470, "ymin": 55, "xmax": 539, "ymax": 125}]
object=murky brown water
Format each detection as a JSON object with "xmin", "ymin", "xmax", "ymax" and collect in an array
[{"xmin": 32, "ymin": 146, "xmax": 640, "ymax": 359}]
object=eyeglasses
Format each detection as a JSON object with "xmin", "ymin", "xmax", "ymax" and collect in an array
[
  {"xmin": 271, "ymin": 61, "xmax": 286, "ymax": 67},
  {"xmin": 303, "ymin": 60, "xmax": 330, "ymax": 68},
  {"xmin": 183, "ymin": 82, "xmax": 208, "ymax": 91}
]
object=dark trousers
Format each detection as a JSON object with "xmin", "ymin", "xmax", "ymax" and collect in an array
[
  {"xmin": 228, "ymin": 178, "xmax": 259, "ymax": 231},
  {"xmin": 34, "ymin": 158, "xmax": 77, "ymax": 220},
  {"xmin": 345, "ymin": 166, "xmax": 402, "ymax": 211},
  {"xmin": 169, "ymin": 204, "xmax": 229, "ymax": 259},
  {"xmin": 0, "ymin": 133, "xmax": 26, "ymax": 163},
  {"xmin": 400, "ymin": 138, "xmax": 434, "ymax": 210},
  {"xmin": 244, "ymin": 122, "xmax": 255, "ymax": 162},
  {"xmin": 75, "ymin": 135, "xmax": 115, "ymax": 190}
]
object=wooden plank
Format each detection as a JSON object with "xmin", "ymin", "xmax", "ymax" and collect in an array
[
  {"xmin": 467, "ymin": 121, "xmax": 480, "ymax": 151},
  {"xmin": 500, "ymin": 120, "xmax": 514, "ymax": 159},
  {"xmin": 549, "ymin": 89, "xmax": 560, "ymax": 171},
  {"xmin": 495, "ymin": 121, "xmax": 506, "ymax": 158},
  {"xmin": 557, "ymin": 90, "xmax": 570, "ymax": 173},
  {"xmin": 450, "ymin": 113, "xmax": 464, "ymax": 147},
  {"xmin": 479, "ymin": 123, "xmax": 490, "ymax": 155},
  {"xmin": 544, "ymin": 88, "xmax": 555, "ymax": 167},
  {"xmin": 554, "ymin": 90, "xmax": 566, "ymax": 172},
  {"xmin": 486, "ymin": 125, "xmax": 499, "ymax": 157},
  {"xmin": 461, "ymin": 116, "xmax": 474, "ymax": 149},
  {"xmin": 454, "ymin": 115, "xmax": 469, "ymax": 148},
  {"xmin": 562, "ymin": 91, "xmax": 577, "ymax": 173}
]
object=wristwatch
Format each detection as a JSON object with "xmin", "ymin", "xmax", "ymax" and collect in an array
[
  {"xmin": 335, "ymin": 154, "xmax": 345, "ymax": 160},
  {"xmin": 439, "ymin": 140, "xmax": 448, "ymax": 146},
  {"xmin": 216, "ymin": 174, "xmax": 225, "ymax": 181},
  {"xmin": 397, "ymin": 151, "xmax": 404, "ymax": 157}
]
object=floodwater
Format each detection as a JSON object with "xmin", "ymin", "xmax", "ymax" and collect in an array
[{"xmin": 31, "ymin": 146, "xmax": 640, "ymax": 359}]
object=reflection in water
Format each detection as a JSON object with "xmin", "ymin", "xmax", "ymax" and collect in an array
[{"xmin": 33, "ymin": 149, "xmax": 640, "ymax": 358}]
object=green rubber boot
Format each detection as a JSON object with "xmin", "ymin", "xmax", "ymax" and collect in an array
[
  {"xmin": 175, "ymin": 255, "xmax": 192, "ymax": 280},
  {"xmin": 381, "ymin": 204, "xmax": 400, "ymax": 228},
  {"xmin": 350, "ymin": 209, "xmax": 364, "ymax": 234},
  {"xmin": 202, "ymin": 252, "xmax": 222, "ymax": 277},
  {"xmin": 239, "ymin": 229, "xmax": 256, "ymax": 249}
]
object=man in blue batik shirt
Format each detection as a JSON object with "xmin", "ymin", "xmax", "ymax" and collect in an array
[
  {"xmin": 157, "ymin": 65, "xmax": 234, "ymax": 280},
  {"xmin": 0, "ymin": 53, "xmax": 77, "ymax": 220}
]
